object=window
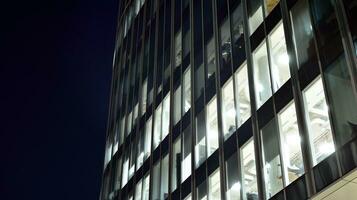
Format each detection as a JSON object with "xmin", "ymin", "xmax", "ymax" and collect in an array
[
  {"xmin": 129, "ymin": 144, "xmax": 136, "ymax": 179},
  {"xmin": 162, "ymin": 94, "xmax": 170, "ymax": 139},
  {"xmin": 269, "ymin": 21, "xmax": 290, "ymax": 91},
  {"xmin": 303, "ymin": 77, "xmax": 334, "ymax": 165},
  {"xmin": 235, "ymin": 63, "xmax": 251, "ymax": 126},
  {"xmin": 172, "ymin": 138, "xmax": 181, "ymax": 191},
  {"xmin": 161, "ymin": 155, "xmax": 169, "ymax": 200},
  {"xmin": 142, "ymin": 173, "xmax": 150, "ymax": 200},
  {"xmin": 141, "ymin": 79, "xmax": 148, "ymax": 116},
  {"xmin": 248, "ymin": 0, "xmax": 263, "ymax": 35},
  {"xmin": 175, "ymin": 30, "xmax": 182, "ymax": 68},
  {"xmin": 153, "ymin": 104, "xmax": 162, "ymax": 149},
  {"xmin": 253, "ymin": 42, "xmax": 272, "ymax": 108},
  {"xmin": 183, "ymin": 24, "xmax": 190, "ymax": 59},
  {"xmin": 195, "ymin": 110, "xmax": 206, "ymax": 168},
  {"xmin": 261, "ymin": 119, "xmax": 283, "ymax": 198},
  {"xmin": 197, "ymin": 180, "xmax": 207, "ymax": 200},
  {"xmin": 264, "ymin": 0, "xmax": 280, "ymax": 14},
  {"xmin": 183, "ymin": 67, "xmax": 191, "ymax": 112},
  {"xmin": 114, "ymin": 157, "xmax": 122, "ymax": 190},
  {"xmin": 209, "ymin": 169, "xmax": 221, "ymax": 200},
  {"xmin": 136, "ymin": 131, "xmax": 144, "ymax": 170},
  {"xmin": 134, "ymin": 179, "xmax": 142, "ymax": 200},
  {"xmin": 174, "ymin": 86, "xmax": 182, "ymax": 125},
  {"xmin": 182, "ymin": 125, "xmax": 192, "ymax": 182},
  {"xmin": 206, "ymin": 97, "xmax": 219, "ymax": 157},
  {"xmin": 290, "ymin": 0, "xmax": 316, "ymax": 68},
  {"xmin": 222, "ymin": 78, "xmax": 237, "ymax": 139},
  {"xmin": 144, "ymin": 118, "xmax": 152, "ymax": 160},
  {"xmin": 278, "ymin": 102, "xmax": 304, "ymax": 185},
  {"xmin": 241, "ymin": 139, "xmax": 258, "ymax": 200},
  {"xmin": 220, "ymin": 18, "xmax": 232, "ymax": 70},
  {"xmin": 151, "ymin": 161, "xmax": 160, "ymax": 200},
  {"xmin": 206, "ymin": 37, "xmax": 216, "ymax": 79},
  {"xmin": 184, "ymin": 194, "xmax": 192, "ymax": 200},
  {"xmin": 195, "ymin": 63, "xmax": 205, "ymax": 100},
  {"xmin": 122, "ymin": 155, "xmax": 129, "ymax": 188},
  {"xmin": 225, "ymin": 153, "xmax": 240, "ymax": 200}
]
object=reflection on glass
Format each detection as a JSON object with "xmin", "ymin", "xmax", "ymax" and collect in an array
[
  {"xmin": 231, "ymin": 1, "xmax": 245, "ymax": 65},
  {"xmin": 303, "ymin": 77, "xmax": 334, "ymax": 165},
  {"xmin": 122, "ymin": 156, "xmax": 129, "ymax": 188},
  {"xmin": 220, "ymin": 18, "xmax": 232, "ymax": 69},
  {"xmin": 144, "ymin": 118, "xmax": 152, "ymax": 160},
  {"xmin": 248, "ymin": 0, "xmax": 263, "ymax": 35},
  {"xmin": 269, "ymin": 21, "xmax": 290, "ymax": 91},
  {"xmin": 253, "ymin": 42, "xmax": 272, "ymax": 108},
  {"xmin": 141, "ymin": 79, "xmax": 148, "ymax": 116},
  {"xmin": 153, "ymin": 104, "xmax": 162, "ymax": 149},
  {"xmin": 241, "ymin": 140, "xmax": 258, "ymax": 200},
  {"xmin": 195, "ymin": 111, "xmax": 206, "ymax": 168},
  {"xmin": 278, "ymin": 102, "xmax": 304, "ymax": 185},
  {"xmin": 197, "ymin": 180, "xmax": 207, "ymax": 200},
  {"xmin": 324, "ymin": 56, "xmax": 357, "ymax": 147},
  {"xmin": 290, "ymin": 0, "xmax": 316, "ymax": 68},
  {"xmin": 134, "ymin": 179, "xmax": 142, "ymax": 200},
  {"xmin": 235, "ymin": 63, "xmax": 251, "ymax": 126},
  {"xmin": 261, "ymin": 119, "xmax": 283, "ymax": 198},
  {"xmin": 182, "ymin": 126, "xmax": 192, "ymax": 182},
  {"xmin": 206, "ymin": 97, "xmax": 219, "ymax": 156},
  {"xmin": 142, "ymin": 173, "xmax": 150, "ymax": 200},
  {"xmin": 195, "ymin": 63, "xmax": 205, "ymax": 100},
  {"xmin": 183, "ymin": 67, "xmax": 191, "ymax": 112},
  {"xmin": 151, "ymin": 161, "xmax": 160, "ymax": 200},
  {"xmin": 174, "ymin": 86, "xmax": 182, "ymax": 125},
  {"xmin": 209, "ymin": 169, "xmax": 221, "ymax": 200},
  {"xmin": 162, "ymin": 94, "xmax": 170, "ymax": 139},
  {"xmin": 264, "ymin": 0, "xmax": 279, "ymax": 14},
  {"xmin": 161, "ymin": 155, "xmax": 169, "ymax": 200},
  {"xmin": 226, "ymin": 153, "xmax": 240, "ymax": 200},
  {"xmin": 222, "ymin": 78, "xmax": 237, "ymax": 139},
  {"xmin": 175, "ymin": 30, "xmax": 182, "ymax": 68},
  {"xmin": 206, "ymin": 37, "xmax": 216, "ymax": 79},
  {"xmin": 172, "ymin": 138, "xmax": 181, "ymax": 191}
]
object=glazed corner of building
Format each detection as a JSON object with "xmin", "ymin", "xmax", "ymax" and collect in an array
[{"xmin": 100, "ymin": 0, "xmax": 357, "ymax": 200}]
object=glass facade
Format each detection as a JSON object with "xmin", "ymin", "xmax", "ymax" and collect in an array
[{"xmin": 101, "ymin": 0, "xmax": 357, "ymax": 200}]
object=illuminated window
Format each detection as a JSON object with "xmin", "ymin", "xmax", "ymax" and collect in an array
[
  {"xmin": 206, "ymin": 97, "xmax": 219, "ymax": 157},
  {"xmin": 235, "ymin": 63, "xmax": 251, "ymax": 126},
  {"xmin": 241, "ymin": 139, "xmax": 258, "ymax": 200},
  {"xmin": 222, "ymin": 78, "xmax": 237, "ymax": 139}
]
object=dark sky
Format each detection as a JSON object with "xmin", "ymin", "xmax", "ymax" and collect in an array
[{"xmin": 1, "ymin": 0, "xmax": 118, "ymax": 199}]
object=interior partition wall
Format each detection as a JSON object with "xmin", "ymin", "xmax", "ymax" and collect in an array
[{"xmin": 101, "ymin": 0, "xmax": 357, "ymax": 200}]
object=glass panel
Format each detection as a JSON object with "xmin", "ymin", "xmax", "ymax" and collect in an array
[
  {"xmin": 278, "ymin": 102, "xmax": 304, "ymax": 185},
  {"xmin": 209, "ymin": 169, "xmax": 221, "ymax": 200},
  {"xmin": 290, "ymin": 0, "xmax": 316, "ymax": 68},
  {"xmin": 222, "ymin": 78, "xmax": 237, "ymax": 139},
  {"xmin": 183, "ymin": 67, "xmax": 192, "ymax": 113},
  {"xmin": 153, "ymin": 104, "xmax": 162, "ymax": 149},
  {"xmin": 261, "ymin": 119, "xmax": 283, "ymax": 198},
  {"xmin": 231, "ymin": 1, "xmax": 245, "ymax": 66},
  {"xmin": 264, "ymin": 0, "xmax": 280, "ymax": 14},
  {"xmin": 141, "ymin": 79, "xmax": 148, "ymax": 115},
  {"xmin": 197, "ymin": 180, "xmax": 207, "ymax": 200},
  {"xmin": 206, "ymin": 37, "xmax": 216, "ymax": 79},
  {"xmin": 324, "ymin": 56, "xmax": 357, "ymax": 147},
  {"xmin": 151, "ymin": 161, "xmax": 160, "ymax": 200},
  {"xmin": 248, "ymin": 0, "xmax": 263, "ymax": 35},
  {"xmin": 184, "ymin": 194, "xmax": 192, "ymax": 200},
  {"xmin": 137, "ymin": 131, "xmax": 144, "ymax": 170},
  {"xmin": 235, "ymin": 63, "xmax": 251, "ymax": 126},
  {"xmin": 226, "ymin": 153, "xmax": 241, "ymax": 200},
  {"xmin": 182, "ymin": 125, "xmax": 192, "ymax": 182},
  {"xmin": 195, "ymin": 110, "xmax": 206, "ymax": 168},
  {"xmin": 142, "ymin": 173, "xmax": 150, "ymax": 200},
  {"xmin": 172, "ymin": 138, "xmax": 181, "ymax": 191},
  {"xmin": 161, "ymin": 155, "xmax": 169, "ymax": 200},
  {"xmin": 134, "ymin": 179, "xmax": 142, "ymax": 200},
  {"xmin": 253, "ymin": 42, "xmax": 272, "ymax": 108},
  {"xmin": 240, "ymin": 140, "xmax": 258, "ymax": 200},
  {"xmin": 174, "ymin": 86, "xmax": 182, "ymax": 125},
  {"xmin": 220, "ymin": 18, "xmax": 232, "ymax": 70},
  {"xmin": 144, "ymin": 117, "xmax": 152, "ymax": 160},
  {"xmin": 206, "ymin": 97, "xmax": 219, "ymax": 156},
  {"xmin": 303, "ymin": 77, "xmax": 334, "ymax": 165},
  {"xmin": 343, "ymin": 0, "xmax": 357, "ymax": 54},
  {"xmin": 122, "ymin": 156, "xmax": 129, "ymax": 188},
  {"xmin": 175, "ymin": 30, "xmax": 182, "ymax": 68},
  {"xmin": 115, "ymin": 157, "xmax": 122, "ymax": 190},
  {"xmin": 269, "ymin": 21, "xmax": 290, "ymax": 91},
  {"xmin": 195, "ymin": 63, "xmax": 205, "ymax": 100},
  {"xmin": 162, "ymin": 94, "xmax": 170, "ymax": 139},
  {"xmin": 183, "ymin": 23, "xmax": 190, "ymax": 59}
]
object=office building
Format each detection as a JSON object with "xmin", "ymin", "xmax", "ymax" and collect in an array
[{"xmin": 100, "ymin": 0, "xmax": 357, "ymax": 199}]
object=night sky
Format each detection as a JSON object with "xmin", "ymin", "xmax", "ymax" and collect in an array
[{"xmin": 1, "ymin": 0, "xmax": 118, "ymax": 199}]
